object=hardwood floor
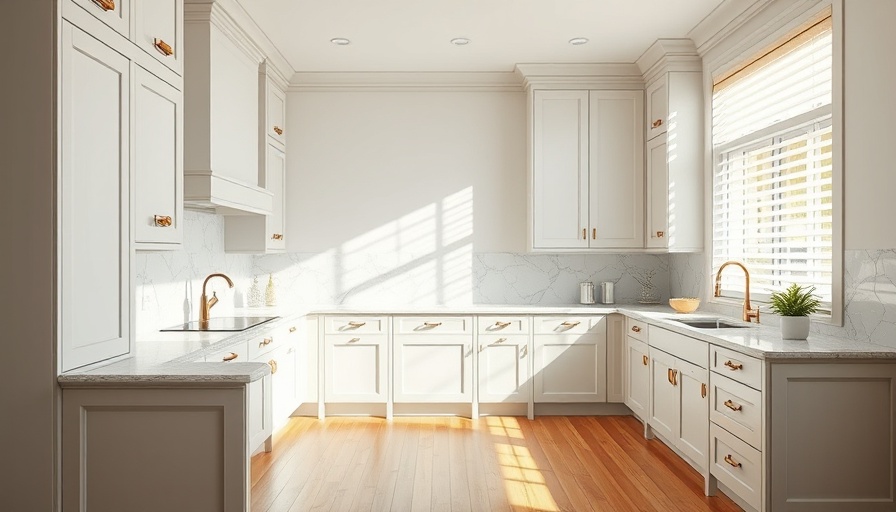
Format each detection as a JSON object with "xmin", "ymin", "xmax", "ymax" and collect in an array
[{"xmin": 251, "ymin": 415, "xmax": 742, "ymax": 512}]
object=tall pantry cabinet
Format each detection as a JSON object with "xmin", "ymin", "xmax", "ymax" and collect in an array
[{"xmin": 60, "ymin": 0, "xmax": 185, "ymax": 372}]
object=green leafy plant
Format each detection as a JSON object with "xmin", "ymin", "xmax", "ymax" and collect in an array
[{"xmin": 768, "ymin": 284, "xmax": 821, "ymax": 316}]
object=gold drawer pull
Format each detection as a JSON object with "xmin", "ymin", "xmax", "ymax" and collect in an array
[
  {"xmin": 260, "ymin": 337, "xmax": 273, "ymax": 346},
  {"xmin": 701, "ymin": 383, "xmax": 707, "ymax": 398},
  {"xmin": 154, "ymin": 215, "xmax": 172, "ymax": 227},
  {"xmin": 347, "ymin": 321, "xmax": 366, "ymax": 328},
  {"xmin": 592, "ymin": 228, "xmax": 596, "ymax": 239},
  {"xmin": 724, "ymin": 399, "xmax": 742, "ymax": 412},
  {"xmin": 92, "ymin": 0, "xmax": 115, "ymax": 11},
  {"xmin": 289, "ymin": 326, "xmax": 297, "ymax": 333},
  {"xmin": 652, "ymin": 118, "xmax": 663, "ymax": 129},
  {"xmin": 272, "ymin": 233, "xmax": 284, "ymax": 240},
  {"xmin": 268, "ymin": 359, "xmax": 278, "ymax": 374},
  {"xmin": 642, "ymin": 355, "xmax": 648, "ymax": 366},
  {"xmin": 423, "ymin": 322, "xmax": 442, "ymax": 327},
  {"xmin": 656, "ymin": 231, "xmax": 665, "ymax": 238},
  {"xmin": 631, "ymin": 325, "xmax": 641, "ymax": 333},
  {"xmin": 153, "ymin": 38, "xmax": 173, "ymax": 57},
  {"xmin": 561, "ymin": 321, "xmax": 580, "ymax": 328},
  {"xmin": 724, "ymin": 360, "xmax": 743, "ymax": 371},
  {"xmin": 582, "ymin": 228, "xmax": 586, "ymax": 239},
  {"xmin": 222, "ymin": 352, "xmax": 238, "ymax": 362},
  {"xmin": 724, "ymin": 455, "xmax": 742, "ymax": 468},
  {"xmin": 347, "ymin": 337, "xmax": 360, "ymax": 343},
  {"xmin": 273, "ymin": 126, "xmax": 284, "ymax": 136},
  {"xmin": 667, "ymin": 368, "xmax": 673, "ymax": 385},
  {"xmin": 671, "ymin": 369, "xmax": 677, "ymax": 386},
  {"xmin": 494, "ymin": 321, "xmax": 511, "ymax": 328}
]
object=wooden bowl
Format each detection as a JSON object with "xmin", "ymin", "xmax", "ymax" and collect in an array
[{"xmin": 669, "ymin": 297, "xmax": 700, "ymax": 314}]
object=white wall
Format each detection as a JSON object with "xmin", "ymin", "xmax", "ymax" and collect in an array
[{"xmin": 285, "ymin": 90, "xmax": 528, "ymax": 253}]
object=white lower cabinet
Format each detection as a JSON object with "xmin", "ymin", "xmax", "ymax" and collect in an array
[
  {"xmin": 624, "ymin": 335, "xmax": 650, "ymax": 420},
  {"xmin": 267, "ymin": 343, "xmax": 297, "ymax": 428},
  {"xmin": 393, "ymin": 317, "xmax": 473, "ymax": 403},
  {"xmin": 248, "ymin": 374, "xmax": 273, "ymax": 454},
  {"xmin": 478, "ymin": 334, "xmax": 530, "ymax": 403},
  {"xmin": 534, "ymin": 316, "xmax": 607, "ymax": 403},
  {"xmin": 324, "ymin": 334, "xmax": 388, "ymax": 403}
]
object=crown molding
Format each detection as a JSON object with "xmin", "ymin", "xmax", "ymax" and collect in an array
[
  {"xmin": 515, "ymin": 63, "xmax": 645, "ymax": 90},
  {"xmin": 636, "ymin": 39, "xmax": 701, "ymax": 83},
  {"xmin": 688, "ymin": 0, "xmax": 776, "ymax": 56},
  {"xmin": 288, "ymin": 71, "xmax": 525, "ymax": 92}
]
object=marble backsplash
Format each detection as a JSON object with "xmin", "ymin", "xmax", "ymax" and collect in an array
[{"xmin": 670, "ymin": 250, "xmax": 896, "ymax": 350}]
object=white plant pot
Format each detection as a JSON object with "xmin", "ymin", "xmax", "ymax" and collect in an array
[{"xmin": 780, "ymin": 316, "xmax": 810, "ymax": 340}]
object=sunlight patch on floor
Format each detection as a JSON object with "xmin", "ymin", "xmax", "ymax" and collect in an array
[{"xmin": 488, "ymin": 416, "xmax": 560, "ymax": 512}]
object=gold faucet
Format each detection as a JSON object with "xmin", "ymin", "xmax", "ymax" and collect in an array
[
  {"xmin": 714, "ymin": 261, "xmax": 760, "ymax": 323},
  {"xmin": 200, "ymin": 273, "xmax": 234, "ymax": 323}
]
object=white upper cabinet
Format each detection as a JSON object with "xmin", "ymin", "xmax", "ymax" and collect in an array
[
  {"xmin": 224, "ymin": 143, "xmax": 286, "ymax": 253},
  {"xmin": 134, "ymin": 65, "xmax": 183, "ymax": 248},
  {"xmin": 134, "ymin": 0, "xmax": 183, "ymax": 75},
  {"xmin": 646, "ymin": 77, "xmax": 668, "ymax": 140},
  {"xmin": 60, "ymin": 22, "xmax": 132, "ymax": 371},
  {"xmin": 69, "ymin": 0, "xmax": 130, "ymax": 38},
  {"xmin": 264, "ymin": 74, "xmax": 286, "ymax": 147},
  {"xmin": 531, "ymin": 89, "xmax": 644, "ymax": 251}
]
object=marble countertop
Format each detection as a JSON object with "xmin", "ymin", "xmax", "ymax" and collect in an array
[{"xmin": 58, "ymin": 303, "xmax": 896, "ymax": 386}]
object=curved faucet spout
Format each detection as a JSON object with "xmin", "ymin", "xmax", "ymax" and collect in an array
[
  {"xmin": 713, "ymin": 261, "xmax": 760, "ymax": 323},
  {"xmin": 200, "ymin": 273, "xmax": 234, "ymax": 323}
]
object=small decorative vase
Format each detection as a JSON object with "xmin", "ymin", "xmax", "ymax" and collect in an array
[
  {"xmin": 265, "ymin": 274, "xmax": 277, "ymax": 307},
  {"xmin": 780, "ymin": 316, "xmax": 810, "ymax": 340}
]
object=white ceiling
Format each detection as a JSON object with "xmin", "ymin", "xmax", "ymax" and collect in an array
[{"xmin": 236, "ymin": 0, "xmax": 724, "ymax": 73}]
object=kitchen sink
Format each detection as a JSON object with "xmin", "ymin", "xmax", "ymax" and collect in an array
[
  {"xmin": 161, "ymin": 316, "xmax": 278, "ymax": 332},
  {"xmin": 672, "ymin": 319, "xmax": 751, "ymax": 329}
]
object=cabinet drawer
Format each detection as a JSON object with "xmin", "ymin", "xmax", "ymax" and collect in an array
[
  {"xmin": 648, "ymin": 326, "xmax": 708, "ymax": 368},
  {"xmin": 395, "ymin": 316, "xmax": 471, "ymax": 335},
  {"xmin": 710, "ymin": 373, "xmax": 762, "ymax": 450},
  {"xmin": 248, "ymin": 327, "xmax": 294, "ymax": 361},
  {"xmin": 69, "ymin": 0, "xmax": 131, "ymax": 38},
  {"xmin": 626, "ymin": 317, "xmax": 648, "ymax": 342},
  {"xmin": 534, "ymin": 316, "xmax": 604, "ymax": 335},
  {"xmin": 710, "ymin": 423, "xmax": 761, "ymax": 511},
  {"xmin": 478, "ymin": 316, "xmax": 529, "ymax": 334},
  {"xmin": 711, "ymin": 345, "xmax": 762, "ymax": 390},
  {"xmin": 325, "ymin": 316, "xmax": 387, "ymax": 334},
  {"xmin": 206, "ymin": 343, "xmax": 248, "ymax": 363}
]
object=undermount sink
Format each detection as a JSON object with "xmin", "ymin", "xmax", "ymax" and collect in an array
[{"xmin": 673, "ymin": 318, "xmax": 751, "ymax": 329}]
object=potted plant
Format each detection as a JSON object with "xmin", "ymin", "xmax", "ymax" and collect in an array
[{"xmin": 768, "ymin": 284, "xmax": 821, "ymax": 340}]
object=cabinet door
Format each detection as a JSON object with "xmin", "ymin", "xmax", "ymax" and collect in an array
[
  {"xmin": 393, "ymin": 335, "xmax": 473, "ymax": 403},
  {"xmin": 606, "ymin": 314, "xmax": 625, "ymax": 403},
  {"xmin": 649, "ymin": 348, "xmax": 678, "ymax": 441},
  {"xmin": 134, "ymin": 65, "xmax": 182, "ymax": 247},
  {"xmin": 646, "ymin": 75, "xmax": 668, "ymax": 140},
  {"xmin": 588, "ymin": 90, "xmax": 644, "ymax": 248},
  {"xmin": 266, "ymin": 79, "xmax": 286, "ymax": 145},
  {"xmin": 646, "ymin": 136, "xmax": 669, "ymax": 249},
  {"xmin": 625, "ymin": 336, "xmax": 650, "ymax": 419},
  {"xmin": 69, "ymin": 0, "xmax": 130, "ymax": 38},
  {"xmin": 534, "ymin": 332, "xmax": 607, "ymax": 403},
  {"xmin": 134, "ymin": 0, "xmax": 182, "ymax": 74},
  {"xmin": 60, "ymin": 23, "xmax": 132, "ymax": 372},
  {"xmin": 267, "ymin": 343, "xmax": 297, "ymax": 428},
  {"xmin": 676, "ymin": 359, "xmax": 709, "ymax": 470},
  {"xmin": 325, "ymin": 335, "xmax": 388, "ymax": 403},
  {"xmin": 264, "ymin": 144, "xmax": 286, "ymax": 250},
  {"xmin": 532, "ymin": 90, "xmax": 589, "ymax": 249},
  {"xmin": 478, "ymin": 335, "xmax": 531, "ymax": 403},
  {"xmin": 248, "ymin": 375, "xmax": 273, "ymax": 454}
]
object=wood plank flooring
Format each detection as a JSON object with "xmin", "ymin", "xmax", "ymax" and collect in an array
[{"xmin": 251, "ymin": 415, "xmax": 742, "ymax": 512}]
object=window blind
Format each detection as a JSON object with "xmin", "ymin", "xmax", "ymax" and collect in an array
[{"xmin": 711, "ymin": 13, "xmax": 833, "ymax": 309}]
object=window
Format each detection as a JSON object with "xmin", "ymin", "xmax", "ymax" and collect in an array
[{"xmin": 712, "ymin": 12, "xmax": 834, "ymax": 312}]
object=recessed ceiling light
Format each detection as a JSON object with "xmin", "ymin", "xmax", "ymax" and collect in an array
[
  {"xmin": 330, "ymin": 38, "xmax": 351, "ymax": 46},
  {"xmin": 450, "ymin": 38, "xmax": 471, "ymax": 46},
  {"xmin": 569, "ymin": 37, "xmax": 589, "ymax": 46}
]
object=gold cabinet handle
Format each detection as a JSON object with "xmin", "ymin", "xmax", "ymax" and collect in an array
[
  {"xmin": 631, "ymin": 326, "xmax": 641, "ymax": 333},
  {"xmin": 656, "ymin": 231, "xmax": 665, "ymax": 238},
  {"xmin": 642, "ymin": 355, "xmax": 648, "ymax": 366},
  {"xmin": 724, "ymin": 455, "xmax": 742, "ymax": 468},
  {"xmin": 592, "ymin": 228, "xmax": 596, "ymax": 240},
  {"xmin": 268, "ymin": 359, "xmax": 278, "ymax": 374},
  {"xmin": 701, "ymin": 383, "xmax": 707, "ymax": 398},
  {"xmin": 670, "ymin": 369, "xmax": 678, "ymax": 386},
  {"xmin": 724, "ymin": 399, "xmax": 742, "ymax": 412},
  {"xmin": 347, "ymin": 337, "xmax": 360, "ymax": 343},
  {"xmin": 667, "ymin": 368, "xmax": 673, "ymax": 385},
  {"xmin": 222, "ymin": 352, "xmax": 238, "ymax": 362},
  {"xmin": 92, "ymin": 0, "xmax": 115, "ymax": 11},
  {"xmin": 153, "ymin": 38, "xmax": 174, "ymax": 57},
  {"xmin": 423, "ymin": 322, "xmax": 442, "ymax": 327},
  {"xmin": 154, "ymin": 215, "xmax": 172, "ymax": 227},
  {"xmin": 260, "ymin": 337, "xmax": 273, "ymax": 346},
  {"xmin": 494, "ymin": 321, "xmax": 511, "ymax": 328},
  {"xmin": 288, "ymin": 326, "xmax": 297, "ymax": 333},
  {"xmin": 273, "ymin": 126, "xmax": 284, "ymax": 136},
  {"xmin": 652, "ymin": 118, "xmax": 663, "ymax": 129},
  {"xmin": 582, "ymin": 228, "xmax": 587, "ymax": 240},
  {"xmin": 347, "ymin": 321, "xmax": 366, "ymax": 328},
  {"xmin": 724, "ymin": 360, "xmax": 743, "ymax": 371},
  {"xmin": 561, "ymin": 321, "xmax": 580, "ymax": 327},
  {"xmin": 271, "ymin": 233, "xmax": 284, "ymax": 240}
]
